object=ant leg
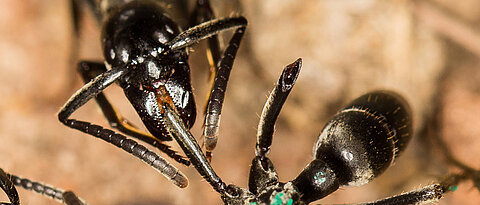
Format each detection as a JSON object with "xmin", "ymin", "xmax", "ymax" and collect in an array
[
  {"xmin": 248, "ymin": 59, "xmax": 302, "ymax": 194},
  {"xmin": 0, "ymin": 168, "xmax": 19, "ymax": 205},
  {"xmin": 190, "ymin": 0, "xmax": 222, "ymax": 73},
  {"xmin": 168, "ymin": 17, "xmax": 247, "ymax": 51},
  {"xmin": 348, "ymin": 184, "xmax": 444, "ymax": 205},
  {"xmin": 62, "ymin": 191, "xmax": 84, "ymax": 205},
  {"xmin": 58, "ymin": 65, "xmax": 128, "ymax": 121},
  {"xmin": 58, "ymin": 67, "xmax": 188, "ymax": 188},
  {"xmin": 341, "ymin": 173, "xmax": 469, "ymax": 205},
  {"xmin": 167, "ymin": 14, "xmax": 247, "ymax": 162},
  {"xmin": 255, "ymin": 59, "xmax": 302, "ymax": 159},
  {"xmin": 162, "ymin": 103, "xmax": 226, "ymax": 194},
  {"xmin": 1, "ymin": 168, "xmax": 86, "ymax": 205},
  {"xmin": 76, "ymin": 61, "xmax": 190, "ymax": 166},
  {"xmin": 202, "ymin": 26, "xmax": 246, "ymax": 161},
  {"xmin": 191, "ymin": 1, "xmax": 247, "ymax": 161}
]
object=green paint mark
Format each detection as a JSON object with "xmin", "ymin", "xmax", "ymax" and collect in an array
[
  {"xmin": 314, "ymin": 171, "xmax": 326, "ymax": 183},
  {"xmin": 269, "ymin": 192, "xmax": 294, "ymax": 205},
  {"xmin": 448, "ymin": 186, "xmax": 458, "ymax": 192},
  {"xmin": 247, "ymin": 202, "xmax": 257, "ymax": 205},
  {"xmin": 270, "ymin": 193, "xmax": 283, "ymax": 205}
]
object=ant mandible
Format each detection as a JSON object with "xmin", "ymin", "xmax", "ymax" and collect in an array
[
  {"xmin": 1, "ymin": 56, "xmax": 475, "ymax": 204},
  {"xmin": 2, "ymin": 0, "xmax": 245, "ymax": 203},
  {"xmin": 57, "ymin": 0, "xmax": 246, "ymax": 188},
  {"xmin": 2, "ymin": 0, "xmax": 478, "ymax": 204}
]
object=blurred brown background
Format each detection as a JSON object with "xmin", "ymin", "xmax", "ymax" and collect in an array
[{"xmin": 1, "ymin": 0, "xmax": 480, "ymax": 204}]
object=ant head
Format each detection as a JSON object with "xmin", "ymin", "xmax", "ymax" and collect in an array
[{"xmin": 102, "ymin": 1, "xmax": 181, "ymax": 68}]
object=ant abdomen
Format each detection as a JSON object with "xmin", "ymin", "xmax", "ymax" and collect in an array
[
  {"xmin": 292, "ymin": 91, "xmax": 412, "ymax": 203},
  {"xmin": 313, "ymin": 91, "xmax": 412, "ymax": 187}
]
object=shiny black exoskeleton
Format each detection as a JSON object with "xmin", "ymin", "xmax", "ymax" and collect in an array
[
  {"xmin": 228, "ymin": 74, "xmax": 416, "ymax": 204},
  {"xmin": 0, "ymin": 168, "xmax": 84, "ymax": 205},
  {"xmin": 292, "ymin": 91, "xmax": 412, "ymax": 203},
  {"xmin": 162, "ymin": 58, "xmax": 462, "ymax": 204},
  {"xmin": 3, "ymin": 1, "xmax": 479, "ymax": 204},
  {"xmin": 103, "ymin": 1, "xmax": 197, "ymax": 140},
  {"xmin": 58, "ymin": 0, "xmax": 246, "ymax": 189}
]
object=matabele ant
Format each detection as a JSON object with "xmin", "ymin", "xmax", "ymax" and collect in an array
[
  {"xmin": 2, "ymin": 0, "xmax": 479, "ymax": 204},
  {"xmin": 161, "ymin": 58, "xmax": 477, "ymax": 204},
  {"xmin": 1, "ymin": 56, "xmax": 477, "ymax": 204},
  {"xmin": 58, "ymin": 0, "xmax": 247, "ymax": 188}
]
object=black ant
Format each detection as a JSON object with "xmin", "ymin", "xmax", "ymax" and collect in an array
[
  {"xmin": 161, "ymin": 58, "xmax": 478, "ymax": 204},
  {"xmin": 57, "ymin": 0, "xmax": 247, "ymax": 188},
  {"xmin": 1, "ymin": 57, "xmax": 476, "ymax": 204},
  {"xmin": 3, "ymin": 0, "xmax": 244, "ymax": 203},
  {"xmin": 2, "ymin": 0, "xmax": 479, "ymax": 204}
]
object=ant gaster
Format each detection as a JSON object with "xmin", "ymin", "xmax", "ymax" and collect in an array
[
  {"xmin": 1, "ymin": 0, "xmax": 475, "ymax": 204},
  {"xmin": 162, "ymin": 58, "xmax": 464, "ymax": 204},
  {"xmin": 0, "ymin": 55, "xmax": 472, "ymax": 205}
]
